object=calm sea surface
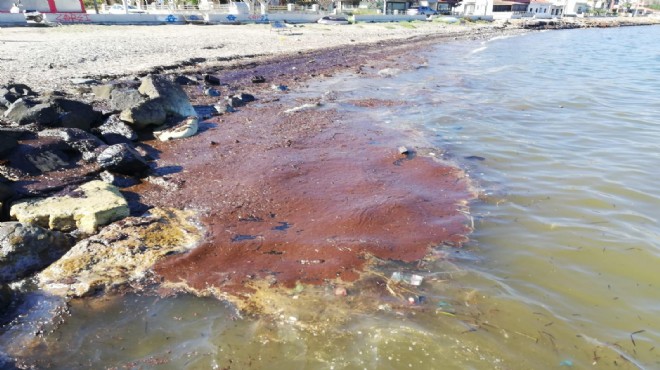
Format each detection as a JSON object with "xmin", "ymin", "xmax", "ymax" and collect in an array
[{"xmin": 2, "ymin": 25, "xmax": 659, "ymax": 369}]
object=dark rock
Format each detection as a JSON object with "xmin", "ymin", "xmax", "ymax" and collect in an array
[
  {"xmin": 96, "ymin": 143, "xmax": 149, "ymax": 176},
  {"xmin": 204, "ymin": 74, "xmax": 221, "ymax": 86},
  {"xmin": 0, "ymin": 182, "xmax": 14, "ymax": 203},
  {"xmin": 8, "ymin": 137, "xmax": 77, "ymax": 176},
  {"xmin": 226, "ymin": 93, "xmax": 256, "ymax": 108},
  {"xmin": 70, "ymin": 78, "xmax": 99, "ymax": 85},
  {"xmin": 6, "ymin": 84, "xmax": 36, "ymax": 98},
  {"xmin": 50, "ymin": 98, "xmax": 103, "ymax": 132},
  {"xmin": 204, "ymin": 88, "xmax": 220, "ymax": 97},
  {"xmin": 110, "ymin": 88, "xmax": 145, "ymax": 111},
  {"xmin": 0, "ymin": 88, "xmax": 18, "ymax": 109},
  {"xmin": 38, "ymin": 128, "xmax": 107, "ymax": 162},
  {"xmin": 226, "ymin": 95, "xmax": 245, "ymax": 108},
  {"xmin": 251, "ymin": 75, "xmax": 266, "ymax": 83},
  {"xmin": 238, "ymin": 93, "xmax": 256, "ymax": 103},
  {"xmin": 0, "ymin": 222, "xmax": 74, "ymax": 283},
  {"xmin": 175, "ymin": 75, "xmax": 198, "ymax": 86},
  {"xmin": 119, "ymin": 98, "xmax": 167, "ymax": 129},
  {"xmin": 0, "ymin": 128, "xmax": 28, "ymax": 158},
  {"xmin": 1, "ymin": 84, "xmax": 37, "ymax": 108},
  {"xmin": 93, "ymin": 115, "xmax": 138, "ymax": 144},
  {"xmin": 138, "ymin": 75, "xmax": 196, "ymax": 118},
  {"xmin": 3, "ymin": 99, "xmax": 59, "ymax": 126},
  {"xmin": 99, "ymin": 170, "xmax": 140, "ymax": 188}
]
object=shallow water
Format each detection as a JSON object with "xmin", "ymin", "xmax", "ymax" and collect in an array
[{"xmin": 2, "ymin": 26, "xmax": 659, "ymax": 369}]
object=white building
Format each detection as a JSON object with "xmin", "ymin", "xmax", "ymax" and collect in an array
[
  {"xmin": 527, "ymin": 0, "xmax": 565, "ymax": 16},
  {"xmin": 455, "ymin": 0, "xmax": 494, "ymax": 16}
]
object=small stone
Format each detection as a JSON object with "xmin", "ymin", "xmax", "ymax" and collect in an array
[
  {"xmin": 203, "ymin": 74, "xmax": 221, "ymax": 86},
  {"xmin": 251, "ymin": 75, "xmax": 266, "ymax": 84},
  {"xmin": 204, "ymin": 88, "xmax": 220, "ymax": 97}
]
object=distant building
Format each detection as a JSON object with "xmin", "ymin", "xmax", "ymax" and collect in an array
[{"xmin": 454, "ymin": 0, "xmax": 494, "ymax": 16}]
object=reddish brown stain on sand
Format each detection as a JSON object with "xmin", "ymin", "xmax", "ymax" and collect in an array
[{"xmin": 142, "ymin": 102, "xmax": 473, "ymax": 294}]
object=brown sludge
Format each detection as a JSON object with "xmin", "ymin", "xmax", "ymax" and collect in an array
[{"xmin": 131, "ymin": 40, "xmax": 477, "ymax": 297}]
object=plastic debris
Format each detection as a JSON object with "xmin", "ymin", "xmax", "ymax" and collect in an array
[
  {"xmin": 390, "ymin": 272, "xmax": 424, "ymax": 286},
  {"xmin": 334, "ymin": 287, "xmax": 347, "ymax": 296},
  {"xmin": 559, "ymin": 360, "xmax": 573, "ymax": 367}
]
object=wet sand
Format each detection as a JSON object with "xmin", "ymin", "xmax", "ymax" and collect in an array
[{"xmin": 126, "ymin": 36, "xmax": 484, "ymax": 300}]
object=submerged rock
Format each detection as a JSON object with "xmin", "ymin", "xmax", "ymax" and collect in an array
[
  {"xmin": 0, "ymin": 222, "xmax": 73, "ymax": 283},
  {"xmin": 38, "ymin": 207, "xmax": 203, "ymax": 297},
  {"xmin": 9, "ymin": 180, "xmax": 129, "ymax": 234}
]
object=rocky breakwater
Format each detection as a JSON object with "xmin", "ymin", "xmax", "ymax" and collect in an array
[{"xmin": 0, "ymin": 75, "xmax": 210, "ymax": 321}]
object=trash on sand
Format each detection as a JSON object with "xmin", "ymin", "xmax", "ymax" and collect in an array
[
  {"xmin": 398, "ymin": 146, "xmax": 410, "ymax": 155},
  {"xmin": 559, "ymin": 360, "xmax": 573, "ymax": 367},
  {"xmin": 390, "ymin": 272, "xmax": 424, "ymax": 286},
  {"xmin": 271, "ymin": 84, "xmax": 288, "ymax": 91},
  {"xmin": 334, "ymin": 286, "xmax": 347, "ymax": 296}
]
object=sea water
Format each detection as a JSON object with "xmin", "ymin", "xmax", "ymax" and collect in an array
[{"xmin": 2, "ymin": 25, "xmax": 659, "ymax": 369}]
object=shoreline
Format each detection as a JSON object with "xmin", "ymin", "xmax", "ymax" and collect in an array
[{"xmin": 1, "ymin": 20, "xmax": 658, "ymax": 310}]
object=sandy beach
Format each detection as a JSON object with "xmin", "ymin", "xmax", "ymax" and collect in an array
[{"xmin": 0, "ymin": 22, "xmax": 510, "ymax": 92}]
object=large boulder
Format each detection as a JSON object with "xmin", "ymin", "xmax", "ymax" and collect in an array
[
  {"xmin": 96, "ymin": 143, "xmax": 149, "ymax": 176},
  {"xmin": 109, "ymin": 88, "xmax": 144, "ymax": 111},
  {"xmin": 3, "ymin": 99, "xmax": 58, "ymax": 126},
  {"xmin": 138, "ymin": 75, "xmax": 196, "ymax": 118},
  {"xmin": 38, "ymin": 128, "xmax": 107, "ymax": 162},
  {"xmin": 50, "ymin": 98, "xmax": 103, "ymax": 131},
  {"xmin": 0, "ymin": 222, "xmax": 74, "ymax": 283},
  {"xmin": 93, "ymin": 115, "xmax": 138, "ymax": 145},
  {"xmin": 119, "ymin": 98, "xmax": 167, "ymax": 129},
  {"xmin": 38, "ymin": 207, "xmax": 203, "ymax": 297},
  {"xmin": 9, "ymin": 180, "xmax": 130, "ymax": 234}
]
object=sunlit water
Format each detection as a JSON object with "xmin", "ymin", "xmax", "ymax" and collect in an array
[{"xmin": 2, "ymin": 26, "xmax": 659, "ymax": 369}]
